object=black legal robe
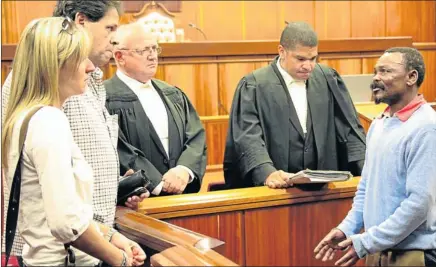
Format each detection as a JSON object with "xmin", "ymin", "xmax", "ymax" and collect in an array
[
  {"xmin": 224, "ymin": 58, "xmax": 366, "ymax": 188},
  {"xmin": 105, "ymin": 75, "xmax": 207, "ymax": 194}
]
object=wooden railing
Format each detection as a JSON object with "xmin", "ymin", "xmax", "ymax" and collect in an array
[
  {"xmin": 136, "ymin": 178, "xmax": 363, "ymax": 266},
  {"xmin": 115, "ymin": 207, "xmax": 238, "ymax": 266}
]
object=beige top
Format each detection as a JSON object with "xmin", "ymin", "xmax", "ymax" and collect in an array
[{"xmin": 5, "ymin": 106, "xmax": 98, "ymax": 266}]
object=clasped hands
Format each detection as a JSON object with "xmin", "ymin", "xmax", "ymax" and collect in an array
[
  {"xmin": 264, "ymin": 170, "xmax": 294, "ymax": 189},
  {"xmin": 313, "ymin": 228, "xmax": 360, "ymax": 266},
  {"xmin": 111, "ymin": 231, "xmax": 146, "ymax": 266},
  {"xmin": 162, "ymin": 166, "xmax": 190, "ymax": 194}
]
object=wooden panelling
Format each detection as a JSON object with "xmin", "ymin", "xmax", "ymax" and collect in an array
[
  {"xmin": 280, "ymin": 1, "xmax": 315, "ymax": 27},
  {"xmin": 2, "ymin": 1, "xmax": 435, "ymax": 44},
  {"xmin": 386, "ymin": 1, "xmax": 436, "ymax": 42},
  {"xmin": 415, "ymin": 43, "xmax": 436, "ymax": 102},
  {"xmin": 218, "ymin": 60, "xmax": 268, "ymax": 114},
  {"xmin": 201, "ymin": 116, "xmax": 228, "ymax": 165},
  {"xmin": 166, "ymin": 214, "xmax": 220, "ymax": 240},
  {"xmin": 244, "ymin": 199, "xmax": 353, "ymax": 266},
  {"xmin": 1, "ymin": 63, "xmax": 12, "ymax": 86},
  {"xmin": 362, "ymin": 57, "xmax": 380, "ymax": 74},
  {"xmin": 199, "ymin": 1, "xmax": 244, "ymax": 41},
  {"xmin": 314, "ymin": 1, "xmax": 351, "ymax": 39},
  {"xmin": 115, "ymin": 208, "xmax": 238, "ymax": 266},
  {"xmin": 243, "ymin": 1, "xmax": 281, "ymax": 40},
  {"xmin": 3, "ymin": 38, "xmax": 421, "ymax": 116},
  {"xmin": 166, "ymin": 212, "xmax": 245, "ymax": 266},
  {"xmin": 139, "ymin": 178, "xmax": 361, "ymax": 266},
  {"xmin": 318, "ymin": 58, "xmax": 362, "ymax": 75},
  {"xmin": 163, "ymin": 63, "xmax": 219, "ymax": 116},
  {"xmin": 351, "ymin": 1, "xmax": 386, "ymax": 38}
]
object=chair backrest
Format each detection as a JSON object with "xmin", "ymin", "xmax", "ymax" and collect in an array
[{"xmin": 137, "ymin": 12, "xmax": 176, "ymax": 43}]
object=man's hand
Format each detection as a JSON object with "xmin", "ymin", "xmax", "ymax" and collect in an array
[
  {"xmin": 314, "ymin": 228, "xmax": 347, "ymax": 262},
  {"xmin": 123, "ymin": 169, "xmax": 135, "ymax": 177},
  {"xmin": 265, "ymin": 170, "xmax": 293, "ymax": 189},
  {"xmin": 162, "ymin": 167, "xmax": 190, "ymax": 194},
  {"xmin": 122, "ymin": 169, "xmax": 150, "ymax": 210},
  {"xmin": 124, "ymin": 192, "xmax": 150, "ymax": 210},
  {"xmin": 111, "ymin": 232, "xmax": 147, "ymax": 266},
  {"xmin": 335, "ymin": 238, "xmax": 359, "ymax": 266}
]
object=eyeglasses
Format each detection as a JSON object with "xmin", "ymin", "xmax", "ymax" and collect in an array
[
  {"xmin": 118, "ymin": 45, "xmax": 162, "ymax": 56},
  {"xmin": 60, "ymin": 16, "xmax": 75, "ymax": 35}
]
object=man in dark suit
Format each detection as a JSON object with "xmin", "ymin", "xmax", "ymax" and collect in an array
[
  {"xmin": 224, "ymin": 22, "xmax": 366, "ymax": 189},
  {"xmin": 105, "ymin": 23, "xmax": 207, "ymax": 195}
]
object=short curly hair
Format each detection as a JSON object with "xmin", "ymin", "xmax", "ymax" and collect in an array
[{"xmin": 385, "ymin": 47, "xmax": 426, "ymax": 88}]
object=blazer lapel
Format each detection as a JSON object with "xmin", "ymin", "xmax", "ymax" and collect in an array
[{"xmin": 270, "ymin": 60, "xmax": 305, "ymax": 139}]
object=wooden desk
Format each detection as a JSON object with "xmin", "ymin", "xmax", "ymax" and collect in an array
[
  {"xmin": 139, "ymin": 178, "xmax": 361, "ymax": 266},
  {"xmin": 355, "ymin": 102, "xmax": 387, "ymax": 133}
]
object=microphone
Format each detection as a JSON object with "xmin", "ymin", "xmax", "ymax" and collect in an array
[{"xmin": 188, "ymin": 23, "xmax": 208, "ymax": 40}]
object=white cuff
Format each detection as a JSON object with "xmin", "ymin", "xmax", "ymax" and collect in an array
[
  {"xmin": 177, "ymin": 165, "xmax": 195, "ymax": 183},
  {"xmin": 152, "ymin": 181, "xmax": 164, "ymax": 195}
]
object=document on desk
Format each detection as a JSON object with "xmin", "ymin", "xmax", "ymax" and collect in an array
[{"xmin": 288, "ymin": 170, "xmax": 353, "ymax": 184}]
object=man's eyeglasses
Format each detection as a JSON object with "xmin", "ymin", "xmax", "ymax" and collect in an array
[
  {"xmin": 60, "ymin": 16, "xmax": 75, "ymax": 35},
  {"xmin": 118, "ymin": 45, "xmax": 162, "ymax": 56}
]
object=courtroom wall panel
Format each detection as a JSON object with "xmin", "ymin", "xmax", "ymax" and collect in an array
[
  {"xmin": 416, "ymin": 44, "xmax": 436, "ymax": 102},
  {"xmin": 1, "ymin": 1, "xmax": 435, "ymax": 44}
]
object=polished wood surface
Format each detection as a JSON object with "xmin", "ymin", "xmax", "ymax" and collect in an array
[
  {"xmin": 414, "ymin": 43, "xmax": 436, "ymax": 103},
  {"xmin": 139, "ymin": 177, "xmax": 360, "ymax": 217},
  {"xmin": 137, "ymin": 178, "xmax": 361, "ymax": 266},
  {"xmin": 2, "ymin": 1, "xmax": 435, "ymax": 43},
  {"xmin": 115, "ymin": 207, "xmax": 238, "ymax": 266},
  {"xmin": 5, "ymin": 38, "xmax": 436, "ymax": 115}
]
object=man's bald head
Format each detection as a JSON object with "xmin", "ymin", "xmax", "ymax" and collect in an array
[
  {"xmin": 113, "ymin": 22, "xmax": 156, "ymax": 49},
  {"xmin": 113, "ymin": 22, "xmax": 159, "ymax": 83}
]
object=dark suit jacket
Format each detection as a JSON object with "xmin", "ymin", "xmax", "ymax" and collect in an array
[
  {"xmin": 224, "ymin": 57, "xmax": 366, "ymax": 188},
  {"xmin": 105, "ymin": 74, "xmax": 207, "ymax": 194}
]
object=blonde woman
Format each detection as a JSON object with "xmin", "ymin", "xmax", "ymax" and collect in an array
[{"xmin": 2, "ymin": 17, "xmax": 145, "ymax": 266}]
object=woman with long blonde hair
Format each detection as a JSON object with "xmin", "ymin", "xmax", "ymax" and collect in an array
[{"xmin": 2, "ymin": 17, "xmax": 143, "ymax": 267}]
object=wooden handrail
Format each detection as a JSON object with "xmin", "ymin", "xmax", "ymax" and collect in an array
[
  {"xmin": 138, "ymin": 177, "xmax": 361, "ymax": 219},
  {"xmin": 115, "ymin": 207, "xmax": 238, "ymax": 266},
  {"xmin": 115, "ymin": 207, "xmax": 224, "ymax": 251},
  {"xmin": 151, "ymin": 245, "xmax": 238, "ymax": 266},
  {"xmin": 413, "ymin": 42, "xmax": 436, "ymax": 50},
  {"xmin": 1, "ymin": 37, "xmax": 414, "ymax": 60}
]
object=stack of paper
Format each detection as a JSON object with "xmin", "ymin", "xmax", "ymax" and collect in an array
[{"xmin": 288, "ymin": 169, "xmax": 353, "ymax": 184}]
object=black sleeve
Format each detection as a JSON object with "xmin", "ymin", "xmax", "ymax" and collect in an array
[{"xmin": 227, "ymin": 77, "xmax": 276, "ymax": 185}]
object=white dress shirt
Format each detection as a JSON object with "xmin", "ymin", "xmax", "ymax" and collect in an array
[
  {"xmin": 5, "ymin": 106, "xmax": 98, "ymax": 266},
  {"xmin": 116, "ymin": 71, "xmax": 194, "ymax": 194},
  {"xmin": 276, "ymin": 59, "xmax": 308, "ymax": 134}
]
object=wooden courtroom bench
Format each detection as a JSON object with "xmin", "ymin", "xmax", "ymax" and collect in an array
[{"xmin": 137, "ymin": 178, "xmax": 364, "ymax": 266}]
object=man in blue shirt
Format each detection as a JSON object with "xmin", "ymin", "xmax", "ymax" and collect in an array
[{"xmin": 314, "ymin": 47, "xmax": 436, "ymax": 266}]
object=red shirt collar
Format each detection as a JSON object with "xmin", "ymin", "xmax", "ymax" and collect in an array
[{"xmin": 379, "ymin": 94, "xmax": 426, "ymax": 122}]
